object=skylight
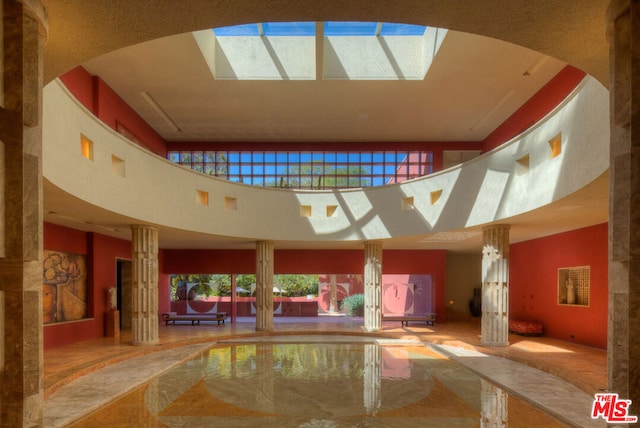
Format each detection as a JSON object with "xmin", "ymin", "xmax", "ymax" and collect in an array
[
  {"xmin": 213, "ymin": 22, "xmax": 316, "ymax": 37},
  {"xmin": 194, "ymin": 21, "xmax": 446, "ymax": 80},
  {"xmin": 213, "ymin": 21, "xmax": 427, "ymax": 37},
  {"xmin": 324, "ymin": 21, "xmax": 378, "ymax": 36},
  {"xmin": 324, "ymin": 22, "xmax": 426, "ymax": 36}
]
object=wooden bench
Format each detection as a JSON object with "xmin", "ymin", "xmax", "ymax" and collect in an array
[
  {"xmin": 382, "ymin": 313, "xmax": 437, "ymax": 326},
  {"xmin": 162, "ymin": 312, "xmax": 228, "ymax": 326}
]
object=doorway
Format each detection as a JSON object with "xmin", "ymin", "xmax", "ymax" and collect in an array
[{"xmin": 116, "ymin": 259, "xmax": 132, "ymax": 329}]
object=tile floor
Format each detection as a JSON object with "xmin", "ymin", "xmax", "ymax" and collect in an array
[{"xmin": 43, "ymin": 317, "xmax": 608, "ymax": 427}]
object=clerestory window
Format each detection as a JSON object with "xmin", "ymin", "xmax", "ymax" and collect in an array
[{"xmin": 168, "ymin": 150, "xmax": 433, "ymax": 189}]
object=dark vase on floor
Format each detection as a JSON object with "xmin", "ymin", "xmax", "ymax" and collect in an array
[{"xmin": 469, "ymin": 287, "xmax": 482, "ymax": 317}]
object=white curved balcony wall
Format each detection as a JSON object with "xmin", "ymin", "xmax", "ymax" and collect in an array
[{"xmin": 43, "ymin": 77, "xmax": 608, "ymax": 243}]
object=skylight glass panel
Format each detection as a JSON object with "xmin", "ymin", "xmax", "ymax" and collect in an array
[
  {"xmin": 262, "ymin": 22, "xmax": 315, "ymax": 36},
  {"xmin": 213, "ymin": 24, "xmax": 259, "ymax": 36},
  {"xmin": 380, "ymin": 23, "xmax": 426, "ymax": 36},
  {"xmin": 324, "ymin": 21, "xmax": 378, "ymax": 36}
]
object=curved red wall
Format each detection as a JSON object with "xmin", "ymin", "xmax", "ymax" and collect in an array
[
  {"xmin": 482, "ymin": 65, "xmax": 586, "ymax": 152},
  {"xmin": 59, "ymin": 67, "xmax": 167, "ymax": 156}
]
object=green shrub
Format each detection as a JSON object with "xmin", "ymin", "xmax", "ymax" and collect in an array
[{"xmin": 342, "ymin": 293, "xmax": 365, "ymax": 316}]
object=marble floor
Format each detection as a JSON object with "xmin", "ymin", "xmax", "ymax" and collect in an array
[{"xmin": 43, "ymin": 317, "xmax": 608, "ymax": 427}]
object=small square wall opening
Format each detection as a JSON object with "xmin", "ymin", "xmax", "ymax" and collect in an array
[
  {"xmin": 515, "ymin": 154, "xmax": 530, "ymax": 174},
  {"xmin": 549, "ymin": 133, "xmax": 562, "ymax": 158},
  {"xmin": 224, "ymin": 196, "xmax": 237, "ymax": 211},
  {"xmin": 80, "ymin": 134, "xmax": 94, "ymax": 160},
  {"xmin": 401, "ymin": 196, "xmax": 414, "ymax": 211},
  {"xmin": 430, "ymin": 190, "xmax": 442, "ymax": 205},
  {"xmin": 300, "ymin": 205, "xmax": 312, "ymax": 217},
  {"xmin": 196, "ymin": 190, "xmax": 209, "ymax": 206},
  {"xmin": 111, "ymin": 155, "xmax": 125, "ymax": 177},
  {"xmin": 326, "ymin": 205, "xmax": 338, "ymax": 217}
]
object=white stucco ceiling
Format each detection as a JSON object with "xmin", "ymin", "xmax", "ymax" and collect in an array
[{"xmin": 80, "ymin": 28, "xmax": 565, "ymax": 144}]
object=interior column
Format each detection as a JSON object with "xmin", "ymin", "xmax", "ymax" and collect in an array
[
  {"xmin": 480, "ymin": 379, "xmax": 508, "ymax": 427},
  {"xmin": 481, "ymin": 224, "xmax": 510, "ymax": 347},
  {"xmin": 329, "ymin": 273, "xmax": 338, "ymax": 313},
  {"xmin": 607, "ymin": 0, "xmax": 640, "ymax": 415},
  {"xmin": 131, "ymin": 225, "xmax": 159, "ymax": 345},
  {"xmin": 255, "ymin": 240, "xmax": 274, "ymax": 331},
  {"xmin": 364, "ymin": 241, "xmax": 382, "ymax": 332},
  {"xmin": 0, "ymin": 0, "xmax": 47, "ymax": 425}
]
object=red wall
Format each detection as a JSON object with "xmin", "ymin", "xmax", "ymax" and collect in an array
[
  {"xmin": 158, "ymin": 250, "xmax": 171, "ymax": 315},
  {"xmin": 44, "ymin": 223, "xmax": 131, "ymax": 349},
  {"xmin": 58, "ymin": 66, "xmax": 96, "ymax": 113},
  {"xmin": 59, "ymin": 64, "xmax": 585, "ymax": 174},
  {"xmin": 509, "ymin": 223, "xmax": 607, "ymax": 348},
  {"xmin": 59, "ymin": 66, "xmax": 167, "ymax": 156},
  {"xmin": 161, "ymin": 248, "xmax": 447, "ymax": 320},
  {"xmin": 482, "ymin": 65, "xmax": 586, "ymax": 152}
]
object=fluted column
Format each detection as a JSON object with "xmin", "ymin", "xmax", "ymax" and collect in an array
[
  {"xmin": 364, "ymin": 241, "xmax": 383, "ymax": 332},
  {"xmin": 480, "ymin": 379, "xmax": 508, "ymax": 428},
  {"xmin": 131, "ymin": 225, "xmax": 159, "ymax": 345},
  {"xmin": 255, "ymin": 241, "xmax": 274, "ymax": 331},
  {"xmin": 0, "ymin": 1, "xmax": 47, "ymax": 426},
  {"xmin": 329, "ymin": 274, "xmax": 338, "ymax": 313},
  {"xmin": 481, "ymin": 225, "xmax": 510, "ymax": 346},
  {"xmin": 607, "ymin": 0, "xmax": 640, "ymax": 415},
  {"xmin": 363, "ymin": 343, "xmax": 382, "ymax": 415}
]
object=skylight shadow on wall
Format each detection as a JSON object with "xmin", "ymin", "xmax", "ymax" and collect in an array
[{"xmin": 193, "ymin": 22, "xmax": 447, "ymax": 81}]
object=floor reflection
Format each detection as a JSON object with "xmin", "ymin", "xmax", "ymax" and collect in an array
[{"xmin": 72, "ymin": 341, "xmax": 567, "ymax": 427}]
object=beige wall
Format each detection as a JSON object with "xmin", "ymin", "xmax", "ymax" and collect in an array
[
  {"xmin": 445, "ymin": 252, "xmax": 482, "ymax": 320},
  {"xmin": 43, "ymin": 77, "xmax": 609, "ymax": 245}
]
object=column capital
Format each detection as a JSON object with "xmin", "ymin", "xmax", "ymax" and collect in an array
[
  {"xmin": 481, "ymin": 223, "xmax": 511, "ymax": 231},
  {"xmin": 18, "ymin": 0, "xmax": 49, "ymax": 37},
  {"xmin": 607, "ymin": 0, "xmax": 635, "ymax": 31},
  {"xmin": 131, "ymin": 224, "xmax": 158, "ymax": 232}
]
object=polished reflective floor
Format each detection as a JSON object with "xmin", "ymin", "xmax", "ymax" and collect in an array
[
  {"xmin": 43, "ymin": 318, "xmax": 607, "ymax": 427},
  {"xmin": 70, "ymin": 338, "xmax": 567, "ymax": 427}
]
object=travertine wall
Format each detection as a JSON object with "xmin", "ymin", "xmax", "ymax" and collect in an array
[
  {"xmin": 0, "ymin": 0, "xmax": 47, "ymax": 425},
  {"xmin": 607, "ymin": 0, "xmax": 640, "ymax": 415}
]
